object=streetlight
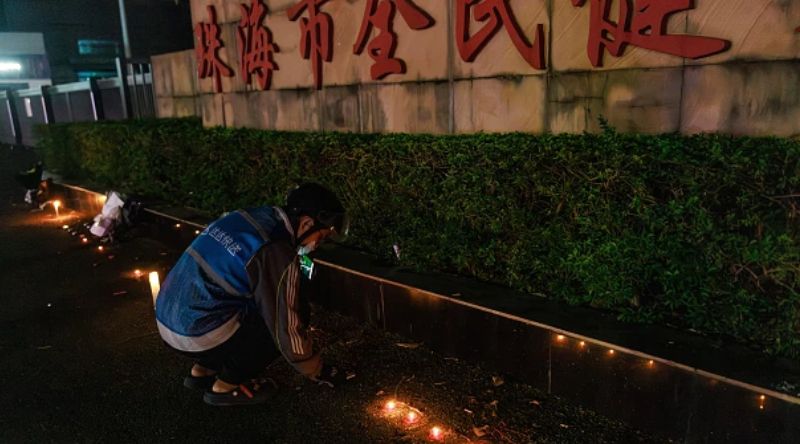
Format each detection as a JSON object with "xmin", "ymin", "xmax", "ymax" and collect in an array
[{"xmin": 117, "ymin": 0, "xmax": 132, "ymax": 59}]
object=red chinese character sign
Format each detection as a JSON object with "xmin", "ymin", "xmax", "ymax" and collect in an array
[
  {"xmin": 353, "ymin": 0, "xmax": 435, "ymax": 80},
  {"xmin": 195, "ymin": 5, "xmax": 234, "ymax": 93},
  {"xmin": 456, "ymin": 0, "xmax": 546, "ymax": 70},
  {"xmin": 237, "ymin": 0, "xmax": 279, "ymax": 90},
  {"xmin": 287, "ymin": 0, "xmax": 333, "ymax": 90},
  {"xmin": 570, "ymin": 0, "xmax": 730, "ymax": 67}
]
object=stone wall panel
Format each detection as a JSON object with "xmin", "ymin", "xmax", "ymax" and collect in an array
[
  {"xmin": 222, "ymin": 92, "xmax": 252, "ymax": 127},
  {"xmin": 272, "ymin": 88, "xmax": 321, "ymax": 131},
  {"xmin": 548, "ymin": 69, "xmax": 682, "ymax": 134},
  {"xmin": 269, "ymin": 11, "xmax": 316, "ymax": 90},
  {"xmin": 195, "ymin": 22, "xmax": 245, "ymax": 94},
  {"xmin": 200, "ymin": 94, "xmax": 226, "ymax": 127},
  {"xmin": 171, "ymin": 50, "xmax": 198, "ymax": 97},
  {"xmin": 264, "ymin": 0, "xmax": 296, "ymax": 15},
  {"xmin": 681, "ymin": 61, "xmax": 800, "ymax": 137},
  {"xmin": 322, "ymin": 85, "xmax": 361, "ymax": 133},
  {"xmin": 452, "ymin": 0, "xmax": 549, "ymax": 80},
  {"xmin": 174, "ymin": 97, "xmax": 200, "ymax": 118},
  {"xmin": 454, "ymin": 75, "xmax": 546, "ymax": 133},
  {"xmin": 156, "ymin": 97, "xmax": 175, "ymax": 118},
  {"xmin": 685, "ymin": 0, "xmax": 800, "ymax": 65},
  {"xmin": 551, "ymin": 1, "xmax": 689, "ymax": 72},
  {"xmin": 360, "ymin": 81, "xmax": 449, "ymax": 134},
  {"xmin": 243, "ymin": 89, "xmax": 278, "ymax": 130},
  {"xmin": 191, "ymin": 0, "xmax": 239, "ymax": 25},
  {"xmin": 151, "ymin": 53, "xmax": 174, "ymax": 98},
  {"xmin": 320, "ymin": 0, "xmax": 362, "ymax": 87},
  {"xmin": 363, "ymin": 0, "xmax": 449, "ymax": 85}
]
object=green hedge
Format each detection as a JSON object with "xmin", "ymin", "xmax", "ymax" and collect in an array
[{"xmin": 36, "ymin": 118, "xmax": 800, "ymax": 359}]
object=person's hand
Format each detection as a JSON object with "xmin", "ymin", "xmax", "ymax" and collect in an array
[{"xmin": 313, "ymin": 363, "xmax": 346, "ymax": 388}]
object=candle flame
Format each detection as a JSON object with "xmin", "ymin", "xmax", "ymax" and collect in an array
[
  {"xmin": 406, "ymin": 411, "xmax": 418, "ymax": 423},
  {"xmin": 385, "ymin": 400, "xmax": 397, "ymax": 411},
  {"xmin": 608, "ymin": 349, "xmax": 615, "ymax": 355},
  {"xmin": 149, "ymin": 272, "xmax": 161, "ymax": 306},
  {"xmin": 134, "ymin": 269, "xmax": 142, "ymax": 278},
  {"xmin": 556, "ymin": 335, "xmax": 565, "ymax": 342},
  {"xmin": 429, "ymin": 426, "xmax": 443, "ymax": 440}
]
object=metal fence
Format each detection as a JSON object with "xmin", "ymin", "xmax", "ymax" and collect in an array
[{"xmin": 0, "ymin": 58, "xmax": 155, "ymax": 147}]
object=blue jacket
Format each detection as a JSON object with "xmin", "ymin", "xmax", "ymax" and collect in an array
[
  {"xmin": 155, "ymin": 206, "xmax": 322, "ymax": 376},
  {"xmin": 156, "ymin": 207, "xmax": 285, "ymax": 350}
]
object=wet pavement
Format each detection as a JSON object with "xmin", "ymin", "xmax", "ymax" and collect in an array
[{"xmin": 0, "ymin": 146, "xmax": 663, "ymax": 443}]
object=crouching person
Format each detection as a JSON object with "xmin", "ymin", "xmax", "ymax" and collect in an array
[{"xmin": 155, "ymin": 183, "xmax": 348, "ymax": 406}]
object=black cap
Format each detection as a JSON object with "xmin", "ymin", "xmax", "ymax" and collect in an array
[{"xmin": 286, "ymin": 183, "xmax": 348, "ymax": 236}]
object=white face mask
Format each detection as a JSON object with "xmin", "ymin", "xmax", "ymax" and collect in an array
[{"xmin": 297, "ymin": 241, "xmax": 317, "ymax": 256}]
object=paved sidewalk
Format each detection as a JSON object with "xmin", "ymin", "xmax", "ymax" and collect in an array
[{"xmin": 0, "ymin": 146, "xmax": 661, "ymax": 443}]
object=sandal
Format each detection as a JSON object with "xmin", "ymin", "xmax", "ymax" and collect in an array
[
  {"xmin": 183, "ymin": 374, "xmax": 216, "ymax": 391},
  {"xmin": 203, "ymin": 380, "xmax": 271, "ymax": 407}
]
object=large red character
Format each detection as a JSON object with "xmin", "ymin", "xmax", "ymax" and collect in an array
[
  {"xmin": 287, "ymin": 0, "xmax": 333, "ymax": 89},
  {"xmin": 195, "ymin": 5, "xmax": 234, "ymax": 93},
  {"xmin": 237, "ymin": 0, "xmax": 279, "ymax": 90},
  {"xmin": 353, "ymin": 0, "xmax": 435, "ymax": 80},
  {"xmin": 456, "ymin": 0, "xmax": 546, "ymax": 70},
  {"xmin": 571, "ymin": 0, "xmax": 730, "ymax": 67}
]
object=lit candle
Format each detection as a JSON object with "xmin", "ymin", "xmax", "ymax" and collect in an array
[
  {"xmin": 148, "ymin": 271, "xmax": 160, "ymax": 306},
  {"xmin": 81, "ymin": 237, "xmax": 88, "ymax": 244},
  {"xmin": 62, "ymin": 225, "xmax": 69, "ymax": 230},
  {"xmin": 556, "ymin": 335, "xmax": 565, "ymax": 342},
  {"xmin": 648, "ymin": 360, "xmax": 654, "ymax": 367},
  {"xmin": 579, "ymin": 341, "xmax": 586, "ymax": 347},
  {"xmin": 53, "ymin": 200, "xmax": 61, "ymax": 217},
  {"xmin": 134, "ymin": 269, "xmax": 142, "ymax": 279},
  {"xmin": 405, "ymin": 411, "xmax": 418, "ymax": 424},
  {"xmin": 429, "ymin": 426, "xmax": 443, "ymax": 441},
  {"xmin": 385, "ymin": 400, "xmax": 397, "ymax": 412},
  {"xmin": 608, "ymin": 349, "xmax": 615, "ymax": 355},
  {"xmin": 175, "ymin": 223, "xmax": 181, "ymax": 228},
  {"xmin": 97, "ymin": 245, "xmax": 104, "ymax": 252},
  {"xmin": 194, "ymin": 230, "xmax": 200, "ymax": 235}
]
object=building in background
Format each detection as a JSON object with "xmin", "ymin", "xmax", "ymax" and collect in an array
[
  {"xmin": 0, "ymin": 32, "xmax": 51, "ymax": 90},
  {"xmin": 0, "ymin": 0, "xmax": 193, "ymax": 84}
]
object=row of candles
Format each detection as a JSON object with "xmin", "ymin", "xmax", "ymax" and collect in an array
[
  {"xmin": 381, "ymin": 399, "xmax": 446, "ymax": 441},
  {"xmin": 61, "ymin": 222, "xmax": 162, "ymax": 305},
  {"xmin": 553, "ymin": 333, "xmax": 770, "ymax": 410},
  {"xmin": 555, "ymin": 334, "xmax": 650, "ymax": 363}
]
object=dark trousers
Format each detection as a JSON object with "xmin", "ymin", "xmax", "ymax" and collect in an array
[{"xmin": 173, "ymin": 313, "xmax": 281, "ymax": 385}]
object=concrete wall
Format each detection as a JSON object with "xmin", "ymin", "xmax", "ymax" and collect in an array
[{"xmin": 153, "ymin": 0, "xmax": 800, "ymax": 136}]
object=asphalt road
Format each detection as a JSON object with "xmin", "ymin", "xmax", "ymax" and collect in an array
[{"xmin": 0, "ymin": 146, "xmax": 662, "ymax": 443}]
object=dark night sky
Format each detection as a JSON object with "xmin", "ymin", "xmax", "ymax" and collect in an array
[{"xmin": 0, "ymin": 0, "xmax": 193, "ymax": 83}]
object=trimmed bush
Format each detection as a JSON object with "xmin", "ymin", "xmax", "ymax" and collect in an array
[{"xmin": 36, "ymin": 118, "xmax": 800, "ymax": 359}]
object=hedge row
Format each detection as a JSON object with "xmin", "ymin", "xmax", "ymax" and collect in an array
[{"xmin": 36, "ymin": 118, "xmax": 800, "ymax": 359}]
